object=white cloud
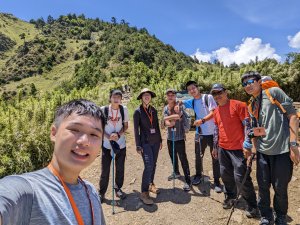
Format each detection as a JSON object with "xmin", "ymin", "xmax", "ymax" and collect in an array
[
  {"xmin": 288, "ymin": 31, "xmax": 300, "ymax": 49},
  {"xmin": 191, "ymin": 49, "xmax": 212, "ymax": 62},
  {"xmin": 191, "ymin": 37, "xmax": 281, "ymax": 66}
]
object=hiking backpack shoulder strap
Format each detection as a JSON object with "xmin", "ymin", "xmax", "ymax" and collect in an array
[
  {"xmin": 265, "ymin": 89, "xmax": 287, "ymax": 114},
  {"xmin": 104, "ymin": 106, "xmax": 109, "ymax": 125},
  {"xmin": 204, "ymin": 94, "xmax": 209, "ymax": 109},
  {"xmin": 192, "ymin": 99, "xmax": 198, "ymax": 118},
  {"xmin": 119, "ymin": 105, "xmax": 125, "ymax": 131}
]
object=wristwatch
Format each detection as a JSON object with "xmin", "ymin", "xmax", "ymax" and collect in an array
[
  {"xmin": 290, "ymin": 141, "xmax": 299, "ymax": 147},
  {"xmin": 201, "ymin": 118, "xmax": 206, "ymax": 124}
]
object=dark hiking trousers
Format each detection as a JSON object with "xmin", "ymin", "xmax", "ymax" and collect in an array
[
  {"xmin": 141, "ymin": 142, "xmax": 160, "ymax": 192},
  {"xmin": 256, "ymin": 152, "xmax": 293, "ymax": 218},
  {"xmin": 167, "ymin": 139, "xmax": 191, "ymax": 184},
  {"xmin": 195, "ymin": 134, "xmax": 220, "ymax": 183},
  {"xmin": 218, "ymin": 148, "xmax": 257, "ymax": 208},
  {"xmin": 99, "ymin": 146, "xmax": 126, "ymax": 195}
]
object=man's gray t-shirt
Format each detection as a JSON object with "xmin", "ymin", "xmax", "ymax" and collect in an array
[
  {"xmin": 0, "ymin": 168, "xmax": 106, "ymax": 225},
  {"xmin": 253, "ymin": 87, "xmax": 296, "ymax": 155}
]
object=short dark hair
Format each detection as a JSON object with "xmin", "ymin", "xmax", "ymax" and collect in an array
[
  {"xmin": 54, "ymin": 99, "xmax": 104, "ymax": 127},
  {"xmin": 185, "ymin": 80, "xmax": 198, "ymax": 90}
]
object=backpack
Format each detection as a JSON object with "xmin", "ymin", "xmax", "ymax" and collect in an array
[
  {"xmin": 248, "ymin": 77, "xmax": 286, "ymax": 121},
  {"xmin": 192, "ymin": 94, "xmax": 209, "ymax": 118},
  {"xmin": 103, "ymin": 105, "xmax": 125, "ymax": 131}
]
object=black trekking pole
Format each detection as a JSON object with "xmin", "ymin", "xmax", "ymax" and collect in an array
[
  {"xmin": 112, "ymin": 151, "xmax": 115, "ymax": 215},
  {"xmin": 225, "ymin": 153, "xmax": 256, "ymax": 225}
]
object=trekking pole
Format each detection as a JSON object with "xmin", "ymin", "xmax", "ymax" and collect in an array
[
  {"xmin": 172, "ymin": 127, "xmax": 176, "ymax": 192},
  {"xmin": 198, "ymin": 126, "xmax": 204, "ymax": 184},
  {"xmin": 112, "ymin": 151, "xmax": 115, "ymax": 215},
  {"xmin": 225, "ymin": 153, "xmax": 256, "ymax": 225}
]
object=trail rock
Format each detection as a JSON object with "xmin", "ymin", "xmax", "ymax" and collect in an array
[{"xmin": 130, "ymin": 178, "xmax": 136, "ymax": 185}]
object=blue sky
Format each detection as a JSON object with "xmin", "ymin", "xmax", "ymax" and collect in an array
[{"xmin": 1, "ymin": 0, "xmax": 300, "ymax": 65}]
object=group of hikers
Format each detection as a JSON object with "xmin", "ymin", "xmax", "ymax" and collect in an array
[{"xmin": 0, "ymin": 71, "xmax": 299, "ymax": 225}]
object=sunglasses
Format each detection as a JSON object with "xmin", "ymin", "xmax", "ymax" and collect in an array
[
  {"xmin": 212, "ymin": 91, "xmax": 224, "ymax": 96},
  {"xmin": 242, "ymin": 79, "xmax": 256, "ymax": 87}
]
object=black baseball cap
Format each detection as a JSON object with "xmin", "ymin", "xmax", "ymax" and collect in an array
[{"xmin": 210, "ymin": 83, "xmax": 226, "ymax": 94}]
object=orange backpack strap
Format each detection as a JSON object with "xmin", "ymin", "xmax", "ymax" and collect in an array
[{"xmin": 265, "ymin": 89, "xmax": 287, "ymax": 114}]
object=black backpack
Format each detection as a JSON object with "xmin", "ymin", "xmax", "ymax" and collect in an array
[
  {"xmin": 103, "ymin": 105, "xmax": 125, "ymax": 131},
  {"xmin": 191, "ymin": 94, "xmax": 209, "ymax": 118}
]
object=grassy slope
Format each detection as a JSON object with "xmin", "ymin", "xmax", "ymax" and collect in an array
[
  {"xmin": 1, "ymin": 22, "xmax": 91, "ymax": 93},
  {"xmin": 0, "ymin": 14, "xmax": 39, "ymax": 68}
]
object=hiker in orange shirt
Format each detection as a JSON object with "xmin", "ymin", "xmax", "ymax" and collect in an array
[{"xmin": 211, "ymin": 83, "xmax": 258, "ymax": 218}]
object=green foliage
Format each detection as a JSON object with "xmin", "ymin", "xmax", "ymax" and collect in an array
[
  {"xmin": 0, "ymin": 86, "xmax": 108, "ymax": 177},
  {"xmin": 1, "ymin": 13, "xmax": 300, "ymax": 178}
]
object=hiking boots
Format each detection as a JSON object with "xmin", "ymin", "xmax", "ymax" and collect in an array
[
  {"xmin": 245, "ymin": 206, "xmax": 260, "ymax": 218},
  {"xmin": 98, "ymin": 192, "xmax": 105, "ymax": 204},
  {"xmin": 140, "ymin": 192, "xmax": 154, "ymax": 205},
  {"xmin": 115, "ymin": 188, "xmax": 126, "ymax": 200},
  {"xmin": 192, "ymin": 175, "xmax": 202, "ymax": 185},
  {"xmin": 222, "ymin": 196, "xmax": 235, "ymax": 209},
  {"xmin": 213, "ymin": 182, "xmax": 222, "ymax": 193},
  {"xmin": 149, "ymin": 183, "xmax": 160, "ymax": 194},
  {"xmin": 183, "ymin": 182, "xmax": 191, "ymax": 191},
  {"xmin": 259, "ymin": 217, "xmax": 274, "ymax": 225},
  {"xmin": 167, "ymin": 172, "xmax": 181, "ymax": 181},
  {"xmin": 275, "ymin": 214, "xmax": 287, "ymax": 225}
]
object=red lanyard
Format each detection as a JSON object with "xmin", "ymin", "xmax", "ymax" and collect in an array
[
  {"xmin": 47, "ymin": 164, "xmax": 94, "ymax": 225},
  {"xmin": 143, "ymin": 106, "xmax": 153, "ymax": 126},
  {"xmin": 110, "ymin": 106, "xmax": 119, "ymax": 129}
]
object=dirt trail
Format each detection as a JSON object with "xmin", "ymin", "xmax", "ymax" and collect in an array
[{"xmin": 81, "ymin": 125, "xmax": 300, "ymax": 225}]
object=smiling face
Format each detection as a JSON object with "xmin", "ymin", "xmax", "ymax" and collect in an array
[
  {"xmin": 110, "ymin": 94, "xmax": 122, "ymax": 105},
  {"xmin": 243, "ymin": 77, "xmax": 262, "ymax": 97},
  {"xmin": 212, "ymin": 90, "xmax": 228, "ymax": 106},
  {"xmin": 142, "ymin": 92, "xmax": 152, "ymax": 105},
  {"xmin": 50, "ymin": 113, "xmax": 103, "ymax": 173},
  {"xmin": 166, "ymin": 92, "xmax": 176, "ymax": 104},
  {"xmin": 187, "ymin": 84, "xmax": 200, "ymax": 98}
]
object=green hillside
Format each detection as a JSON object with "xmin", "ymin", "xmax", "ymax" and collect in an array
[{"xmin": 0, "ymin": 13, "xmax": 300, "ymax": 177}]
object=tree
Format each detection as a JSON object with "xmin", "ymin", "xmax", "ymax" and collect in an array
[
  {"xmin": 111, "ymin": 17, "xmax": 117, "ymax": 25},
  {"xmin": 19, "ymin": 33, "xmax": 26, "ymax": 43},
  {"xmin": 35, "ymin": 17, "xmax": 46, "ymax": 28},
  {"xmin": 30, "ymin": 83, "xmax": 37, "ymax": 96},
  {"xmin": 47, "ymin": 15, "xmax": 55, "ymax": 24}
]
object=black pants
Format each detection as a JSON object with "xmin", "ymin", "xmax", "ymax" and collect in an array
[
  {"xmin": 218, "ymin": 148, "xmax": 257, "ymax": 208},
  {"xmin": 167, "ymin": 139, "xmax": 191, "ymax": 184},
  {"xmin": 195, "ymin": 134, "xmax": 220, "ymax": 182},
  {"xmin": 256, "ymin": 152, "xmax": 293, "ymax": 218},
  {"xmin": 141, "ymin": 142, "xmax": 160, "ymax": 192},
  {"xmin": 99, "ymin": 146, "xmax": 126, "ymax": 195}
]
